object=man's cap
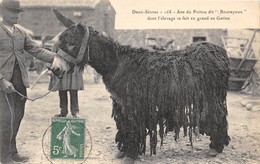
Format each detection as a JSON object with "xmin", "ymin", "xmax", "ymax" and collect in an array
[{"xmin": 0, "ymin": 0, "xmax": 24, "ymax": 12}]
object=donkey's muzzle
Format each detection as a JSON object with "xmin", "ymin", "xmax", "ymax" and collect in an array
[
  {"xmin": 52, "ymin": 68, "xmax": 65, "ymax": 79},
  {"xmin": 48, "ymin": 64, "xmax": 65, "ymax": 79}
]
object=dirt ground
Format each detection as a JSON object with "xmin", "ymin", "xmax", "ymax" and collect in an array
[{"xmin": 15, "ymin": 69, "xmax": 260, "ymax": 164}]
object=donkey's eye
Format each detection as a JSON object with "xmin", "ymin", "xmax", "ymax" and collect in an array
[
  {"xmin": 67, "ymin": 38, "xmax": 78, "ymax": 44},
  {"xmin": 67, "ymin": 45, "xmax": 76, "ymax": 51}
]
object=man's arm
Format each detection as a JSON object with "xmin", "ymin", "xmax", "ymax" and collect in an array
[
  {"xmin": 0, "ymin": 74, "xmax": 4, "ymax": 81},
  {"xmin": 24, "ymin": 31, "xmax": 56, "ymax": 64}
]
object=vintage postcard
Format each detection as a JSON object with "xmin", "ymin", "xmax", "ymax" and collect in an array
[{"xmin": 0, "ymin": 0, "xmax": 259, "ymax": 164}]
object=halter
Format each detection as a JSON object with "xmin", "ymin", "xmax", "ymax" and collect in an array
[{"xmin": 57, "ymin": 26, "xmax": 90, "ymax": 65}]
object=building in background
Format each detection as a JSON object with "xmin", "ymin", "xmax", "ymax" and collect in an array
[
  {"xmin": 116, "ymin": 29, "xmax": 227, "ymax": 50},
  {"xmin": 18, "ymin": 0, "xmax": 226, "ymax": 50},
  {"xmin": 19, "ymin": 0, "xmax": 116, "ymax": 39}
]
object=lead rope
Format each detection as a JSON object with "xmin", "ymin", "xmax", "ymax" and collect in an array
[{"xmin": 14, "ymin": 79, "xmax": 61, "ymax": 102}]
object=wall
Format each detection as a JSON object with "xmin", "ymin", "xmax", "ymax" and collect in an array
[
  {"xmin": 95, "ymin": 0, "xmax": 116, "ymax": 38},
  {"xmin": 115, "ymin": 29, "xmax": 226, "ymax": 49},
  {"xmin": 18, "ymin": 1, "xmax": 116, "ymax": 38},
  {"xmin": 19, "ymin": 7, "xmax": 96, "ymax": 37}
]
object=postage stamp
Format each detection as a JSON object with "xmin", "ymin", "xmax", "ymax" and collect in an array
[
  {"xmin": 51, "ymin": 118, "xmax": 85, "ymax": 159},
  {"xmin": 42, "ymin": 117, "xmax": 92, "ymax": 164}
]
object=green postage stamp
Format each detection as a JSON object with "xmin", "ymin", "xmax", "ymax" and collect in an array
[{"xmin": 50, "ymin": 118, "xmax": 85, "ymax": 160}]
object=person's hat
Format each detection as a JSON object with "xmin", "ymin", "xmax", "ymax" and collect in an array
[{"xmin": 0, "ymin": 0, "xmax": 24, "ymax": 12}]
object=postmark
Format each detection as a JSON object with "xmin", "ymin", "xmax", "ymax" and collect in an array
[{"xmin": 42, "ymin": 117, "xmax": 92, "ymax": 164}]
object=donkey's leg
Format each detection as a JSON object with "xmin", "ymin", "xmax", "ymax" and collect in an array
[
  {"xmin": 124, "ymin": 106, "xmax": 139, "ymax": 159},
  {"xmin": 121, "ymin": 82, "xmax": 144, "ymax": 163},
  {"xmin": 208, "ymin": 111, "xmax": 230, "ymax": 156},
  {"xmin": 112, "ymin": 98, "xmax": 139, "ymax": 163},
  {"xmin": 112, "ymin": 98, "xmax": 127, "ymax": 158},
  {"xmin": 209, "ymin": 119, "xmax": 230, "ymax": 151},
  {"xmin": 200, "ymin": 92, "xmax": 230, "ymax": 156}
]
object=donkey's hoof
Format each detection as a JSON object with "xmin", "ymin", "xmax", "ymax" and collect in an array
[
  {"xmin": 115, "ymin": 151, "xmax": 126, "ymax": 159},
  {"xmin": 207, "ymin": 149, "xmax": 218, "ymax": 157},
  {"xmin": 121, "ymin": 156, "xmax": 134, "ymax": 164}
]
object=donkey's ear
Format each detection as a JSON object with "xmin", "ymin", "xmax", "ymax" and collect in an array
[
  {"xmin": 76, "ymin": 22, "xmax": 86, "ymax": 32},
  {"xmin": 53, "ymin": 9, "xmax": 75, "ymax": 28}
]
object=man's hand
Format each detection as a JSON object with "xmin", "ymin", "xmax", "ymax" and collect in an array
[
  {"xmin": 45, "ymin": 63, "xmax": 52, "ymax": 69},
  {"xmin": 0, "ymin": 78, "xmax": 16, "ymax": 93}
]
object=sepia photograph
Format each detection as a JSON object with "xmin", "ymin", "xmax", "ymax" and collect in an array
[{"xmin": 0, "ymin": 0, "xmax": 259, "ymax": 163}]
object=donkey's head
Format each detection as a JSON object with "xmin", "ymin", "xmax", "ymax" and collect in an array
[
  {"xmin": 50, "ymin": 9, "xmax": 90, "ymax": 78},
  {"xmin": 52, "ymin": 9, "xmax": 119, "ymax": 78},
  {"xmin": 58, "ymin": 23, "xmax": 88, "ymax": 68}
]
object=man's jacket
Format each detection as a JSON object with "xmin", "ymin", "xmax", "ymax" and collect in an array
[{"xmin": 0, "ymin": 22, "xmax": 56, "ymax": 89}]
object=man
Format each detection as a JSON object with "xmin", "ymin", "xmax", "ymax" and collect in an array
[{"xmin": 0, "ymin": 0, "xmax": 57, "ymax": 163}]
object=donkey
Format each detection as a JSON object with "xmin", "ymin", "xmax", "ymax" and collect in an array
[{"xmin": 52, "ymin": 9, "xmax": 230, "ymax": 163}]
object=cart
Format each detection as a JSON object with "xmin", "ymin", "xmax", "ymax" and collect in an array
[{"xmin": 221, "ymin": 30, "xmax": 258, "ymax": 91}]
